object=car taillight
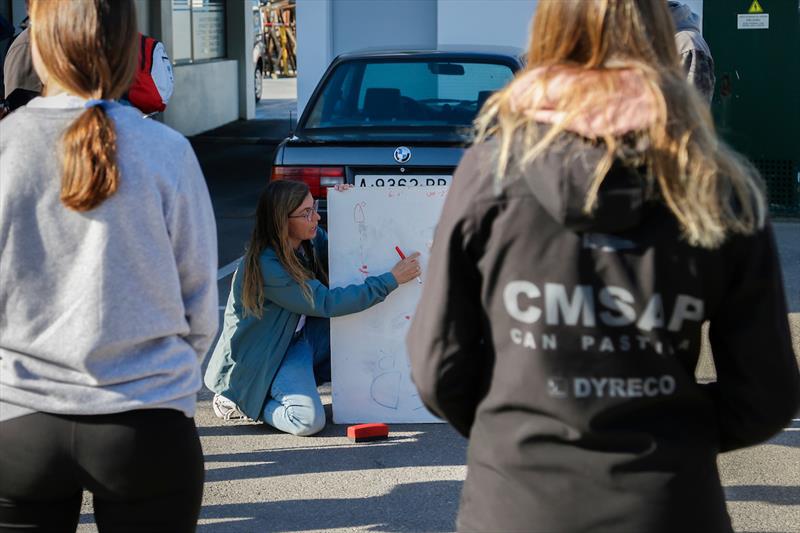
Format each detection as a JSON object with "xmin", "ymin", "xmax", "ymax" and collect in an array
[{"xmin": 271, "ymin": 166, "xmax": 345, "ymax": 197}]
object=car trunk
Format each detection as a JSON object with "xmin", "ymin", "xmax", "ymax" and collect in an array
[{"xmin": 273, "ymin": 142, "xmax": 466, "ymax": 224}]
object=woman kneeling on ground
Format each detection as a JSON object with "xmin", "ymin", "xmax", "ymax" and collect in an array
[{"xmin": 205, "ymin": 180, "xmax": 420, "ymax": 436}]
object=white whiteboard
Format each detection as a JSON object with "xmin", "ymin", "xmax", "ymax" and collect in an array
[{"xmin": 328, "ymin": 187, "xmax": 449, "ymax": 424}]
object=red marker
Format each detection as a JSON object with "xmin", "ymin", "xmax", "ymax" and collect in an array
[{"xmin": 395, "ymin": 245, "xmax": 422, "ymax": 284}]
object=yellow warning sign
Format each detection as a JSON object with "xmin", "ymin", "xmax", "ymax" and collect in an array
[{"xmin": 748, "ymin": 0, "xmax": 764, "ymax": 13}]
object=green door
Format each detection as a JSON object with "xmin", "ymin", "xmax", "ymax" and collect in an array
[{"xmin": 704, "ymin": 0, "xmax": 800, "ymax": 216}]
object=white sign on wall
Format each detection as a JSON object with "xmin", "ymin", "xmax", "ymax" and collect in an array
[
  {"xmin": 327, "ymin": 187, "xmax": 449, "ymax": 424},
  {"xmin": 737, "ymin": 14, "xmax": 769, "ymax": 29}
]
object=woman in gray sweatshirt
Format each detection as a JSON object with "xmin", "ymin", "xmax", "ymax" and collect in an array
[{"xmin": 0, "ymin": 1, "xmax": 218, "ymax": 531}]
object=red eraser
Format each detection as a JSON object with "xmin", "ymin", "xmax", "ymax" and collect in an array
[{"xmin": 347, "ymin": 423, "xmax": 389, "ymax": 442}]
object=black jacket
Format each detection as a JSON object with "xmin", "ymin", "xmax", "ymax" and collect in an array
[{"xmin": 408, "ymin": 135, "xmax": 799, "ymax": 532}]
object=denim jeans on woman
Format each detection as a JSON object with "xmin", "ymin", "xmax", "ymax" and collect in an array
[{"xmin": 262, "ymin": 316, "xmax": 331, "ymax": 436}]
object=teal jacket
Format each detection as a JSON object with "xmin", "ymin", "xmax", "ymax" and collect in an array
[{"xmin": 204, "ymin": 229, "xmax": 398, "ymax": 420}]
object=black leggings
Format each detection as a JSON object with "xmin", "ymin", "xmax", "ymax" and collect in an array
[{"xmin": 0, "ymin": 409, "xmax": 204, "ymax": 532}]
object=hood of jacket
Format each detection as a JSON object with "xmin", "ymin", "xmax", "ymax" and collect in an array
[
  {"xmin": 507, "ymin": 67, "xmax": 652, "ymax": 234},
  {"xmin": 520, "ymin": 135, "xmax": 646, "ymax": 234},
  {"xmin": 668, "ymin": 1, "xmax": 702, "ymax": 33}
]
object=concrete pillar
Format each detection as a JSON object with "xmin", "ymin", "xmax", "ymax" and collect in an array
[
  {"xmin": 145, "ymin": 0, "xmax": 163, "ymax": 40},
  {"xmin": 157, "ymin": 0, "xmax": 173, "ymax": 63},
  {"xmin": 227, "ymin": 0, "xmax": 255, "ymax": 120},
  {"xmin": 133, "ymin": 0, "xmax": 149, "ymax": 35},
  {"xmin": 296, "ymin": 0, "xmax": 332, "ymax": 117}
]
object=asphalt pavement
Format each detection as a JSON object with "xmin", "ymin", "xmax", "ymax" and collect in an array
[{"xmin": 75, "ymin": 84, "xmax": 800, "ymax": 532}]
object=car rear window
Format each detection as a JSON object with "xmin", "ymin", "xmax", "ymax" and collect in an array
[{"xmin": 302, "ymin": 59, "xmax": 515, "ymax": 133}]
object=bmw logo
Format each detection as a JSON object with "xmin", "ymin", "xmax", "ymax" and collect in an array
[{"xmin": 393, "ymin": 146, "xmax": 412, "ymax": 164}]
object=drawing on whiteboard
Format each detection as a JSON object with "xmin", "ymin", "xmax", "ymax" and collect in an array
[
  {"xmin": 390, "ymin": 312, "xmax": 413, "ymax": 333},
  {"xmin": 377, "ymin": 351, "xmax": 394, "ymax": 371},
  {"xmin": 354, "ymin": 201, "xmax": 369, "ymax": 279},
  {"xmin": 371, "ymin": 350, "xmax": 400, "ymax": 409},
  {"xmin": 367, "ymin": 347, "xmax": 426, "ymax": 412},
  {"xmin": 410, "ymin": 391, "xmax": 426, "ymax": 410},
  {"xmin": 329, "ymin": 187, "xmax": 449, "ymax": 423},
  {"xmin": 371, "ymin": 370, "xmax": 401, "ymax": 409},
  {"xmin": 354, "ymin": 201, "xmax": 366, "ymax": 224}
]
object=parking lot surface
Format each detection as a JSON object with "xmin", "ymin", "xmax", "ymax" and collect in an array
[{"xmin": 77, "ymin": 95, "xmax": 800, "ymax": 531}]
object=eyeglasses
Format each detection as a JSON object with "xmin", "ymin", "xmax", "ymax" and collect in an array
[{"xmin": 288, "ymin": 199, "xmax": 319, "ymax": 222}]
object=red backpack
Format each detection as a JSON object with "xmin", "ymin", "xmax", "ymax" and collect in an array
[{"xmin": 127, "ymin": 34, "xmax": 173, "ymax": 114}]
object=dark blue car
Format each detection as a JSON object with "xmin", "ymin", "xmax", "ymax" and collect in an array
[{"xmin": 271, "ymin": 45, "xmax": 524, "ymax": 221}]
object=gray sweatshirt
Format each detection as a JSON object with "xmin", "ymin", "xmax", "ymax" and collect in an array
[{"xmin": 0, "ymin": 94, "xmax": 218, "ymax": 421}]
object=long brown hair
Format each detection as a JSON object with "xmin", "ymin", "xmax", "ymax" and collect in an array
[
  {"xmin": 242, "ymin": 181, "xmax": 328, "ymax": 318},
  {"xmin": 475, "ymin": 0, "xmax": 765, "ymax": 248},
  {"xmin": 30, "ymin": 0, "xmax": 138, "ymax": 212}
]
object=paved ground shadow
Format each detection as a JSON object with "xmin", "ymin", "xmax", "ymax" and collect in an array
[
  {"xmin": 724, "ymin": 485, "xmax": 800, "ymax": 505},
  {"xmin": 197, "ymin": 479, "xmax": 461, "ymax": 532},
  {"xmin": 766, "ymin": 419, "xmax": 799, "ymax": 448},
  {"xmin": 203, "ymin": 425, "xmax": 466, "ymax": 482}
]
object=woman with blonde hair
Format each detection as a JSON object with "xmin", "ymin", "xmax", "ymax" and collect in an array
[
  {"xmin": 408, "ymin": 1, "xmax": 799, "ymax": 531},
  {"xmin": 204, "ymin": 180, "xmax": 420, "ymax": 436},
  {"xmin": 0, "ymin": 0, "xmax": 217, "ymax": 530}
]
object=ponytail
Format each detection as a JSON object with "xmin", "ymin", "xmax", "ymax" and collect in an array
[
  {"xmin": 60, "ymin": 104, "xmax": 121, "ymax": 211},
  {"xmin": 29, "ymin": 0, "xmax": 138, "ymax": 212}
]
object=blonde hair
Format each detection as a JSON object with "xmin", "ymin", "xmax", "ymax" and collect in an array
[
  {"xmin": 475, "ymin": 0, "xmax": 765, "ymax": 248},
  {"xmin": 242, "ymin": 181, "xmax": 328, "ymax": 318},
  {"xmin": 30, "ymin": 0, "xmax": 138, "ymax": 212}
]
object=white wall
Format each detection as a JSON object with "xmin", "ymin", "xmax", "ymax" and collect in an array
[
  {"xmin": 164, "ymin": 60, "xmax": 239, "ymax": 136},
  {"xmin": 438, "ymin": 0, "xmax": 704, "ymax": 48},
  {"xmin": 437, "ymin": 0, "xmax": 536, "ymax": 49},
  {"xmin": 332, "ymin": 0, "xmax": 437, "ymax": 55},
  {"xmin": 295, "ymin": 0, "xmax": 705, "ymax": 118},
  {"xmin": 297, "ymin": 0, "xmax": 438, "ymax": 117}
]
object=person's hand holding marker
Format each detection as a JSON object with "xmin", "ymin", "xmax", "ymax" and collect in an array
[{"xmin": 394, "ymin": 246, "xmax": 423, "ymax": 285}]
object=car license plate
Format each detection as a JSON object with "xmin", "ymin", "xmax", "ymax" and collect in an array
[{"xmin": 355, "ymin": 175, "xmax": 451, "ymax": 187}]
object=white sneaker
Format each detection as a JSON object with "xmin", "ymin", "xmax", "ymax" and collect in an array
[{"xmin": 212, "ymin": 394, "xmax": 252, "ymax": 421}]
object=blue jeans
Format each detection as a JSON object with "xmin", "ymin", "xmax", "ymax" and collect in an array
[{"xmin": 262, "ymin": 317, "xmax": 331, "ymax": 436}]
